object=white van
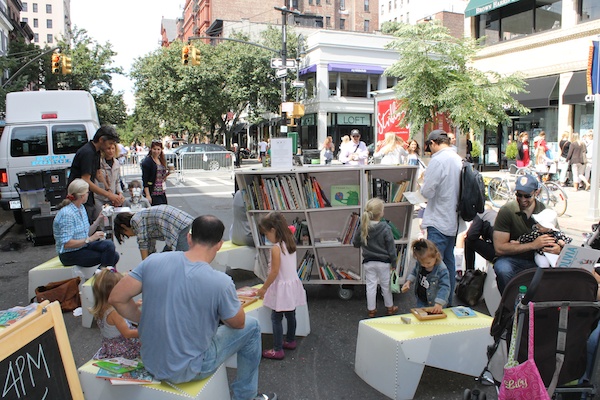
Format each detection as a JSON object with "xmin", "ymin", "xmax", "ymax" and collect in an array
[{"xmin": 0, "ymin": 90, "xmax": 100, "ymax": 221}]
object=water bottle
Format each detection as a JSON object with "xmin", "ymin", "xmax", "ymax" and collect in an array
[{"xmin": 515, "ymin": 285, "xmax": 527, "ymax": 310}]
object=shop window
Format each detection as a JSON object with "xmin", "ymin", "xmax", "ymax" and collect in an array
[
  {"xmin": 329, "ymin": 74, "xmax": 337, "ymax": 96},
  {"xmin": 305, "ymin": 75, "xmax": 316, "ymax": 98},
  {"xmin": 581, "ymin": 0, "xmax": 600, "ymax": 22},
  {"xmin": 339, "ymin": 73, "xmax": 369, "ymax": 98}
]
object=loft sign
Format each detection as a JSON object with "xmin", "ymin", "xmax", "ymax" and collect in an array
[{"xmin": 338, "ymin": 113, "xmax": 369, "ymax": 125}]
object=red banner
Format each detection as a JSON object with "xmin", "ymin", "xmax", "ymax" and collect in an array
[{"xmin": 376, "ymin": 99, "xmax": 410, "ymax": 142}]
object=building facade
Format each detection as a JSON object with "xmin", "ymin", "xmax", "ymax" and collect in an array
[
  {"xmin": 465, "ymin": 0, "xmax": 600, "ymax": 169},
  {"xmin": 379, "ymin": 0, "xmax": 467, "ymax": 26},
  {"xmin": 297, "ymin": 29, "xmax": 398, "ymax": 150},
  {"xmin": 20, "ymin": 0, "xmax": 70, "ymax": 46}
]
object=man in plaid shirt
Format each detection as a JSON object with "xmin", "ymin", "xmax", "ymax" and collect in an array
[{"xmin": 114, "ymin": 205, "xmax": 194, "ymax": 260}]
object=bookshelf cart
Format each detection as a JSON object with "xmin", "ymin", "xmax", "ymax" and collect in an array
[{"xmin": 235, "ymin": 165, "xmax": 418, "ymax": 300}]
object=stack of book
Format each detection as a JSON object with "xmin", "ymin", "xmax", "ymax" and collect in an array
[
  {"xmin": 303, "ymin": 176, "xmax": 331, "ymax": 208},
  {"xmin": 395, "ymin": 244, "xmax": 408, "ymax": 277},
  {"xmin": 341, "ymin": 212, "xmax": 360, "ymax": 244},
  {"xmin": 243, "ymin": 175, "xmax": 305, "ymax": 211},
  {"xmin": 297, "ymin": 251, "xmax": 315, "ymax": 281},
  {"xmin": 94, "ymin": 358, "xmax": 160, "ymax": 385},
  {"xmin": 318, "ymin": 262, "xmax": 361, "ymax": 281}
]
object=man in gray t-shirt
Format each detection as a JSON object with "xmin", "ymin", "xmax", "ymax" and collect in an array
[{"xmin": 110, "ymin": 215, "xmax": 276, "ymax": 400}]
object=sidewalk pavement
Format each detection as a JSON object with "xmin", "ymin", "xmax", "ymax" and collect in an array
[{"xmin": 481, "ymin": 171, "xmax": 599, "ymax": 244}]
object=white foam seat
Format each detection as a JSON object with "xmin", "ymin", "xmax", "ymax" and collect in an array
[
  {"xmin": 483, "ymin": 260, "xmax": 501, "ymax": 316},
  {"xmin": 210, "ymin": 241, "xmax": 256, "ymax": 272},
  {"xmin": 28, "ymin": 256, "xmax": 97, "ymax": 299},
  {"xmin": 78, "ymin": 360, "xmax": 230, "ymax": 400}
]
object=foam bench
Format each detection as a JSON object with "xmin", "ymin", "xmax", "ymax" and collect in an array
[
  {"xmin": 28, "ymin": 256, "xmax": 97, "ymax": 299},
  {"xmin": 210, "ymin": 241, "xmax": 257, "ymax": 273},
  {"xmin": 355, "ymin": 309, "xmax": 493, "ymax": 400},
  {"xmin": 78, "ymin": 360, "xmax": 230, "ymax": 400}
]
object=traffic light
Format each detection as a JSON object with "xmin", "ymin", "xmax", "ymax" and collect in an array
[
  {"xmin": 191, "ymin": 46, "xmax": 201, "ymax": 66},
  {"xmin": 61, "ymin": 55, "xmax": 72, "ymax": 75},
  {"xmin": 182, "ymin": 45, "xmax": 190, "ymax": 65},
  {"xmin": 51, "ymin": 53, "xmax": 61, "ymax": 75}
]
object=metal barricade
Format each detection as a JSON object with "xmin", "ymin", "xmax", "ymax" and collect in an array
[{"xmin": 119, "ymin": 155, "xmax": 141, "ymax": 182}]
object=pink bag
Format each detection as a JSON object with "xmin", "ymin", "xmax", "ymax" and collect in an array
[{"xmin": 498, "ymin": 302, "xmax": 550, "ymax": 400}]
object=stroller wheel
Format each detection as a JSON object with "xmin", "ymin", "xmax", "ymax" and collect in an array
[
  {"xmin": 463, "ymin": 389, "xmax": 471, "ymax": 400},
  {"xmin": 463, "ymin": 388, "xmax": 486, "ymax": 400}
]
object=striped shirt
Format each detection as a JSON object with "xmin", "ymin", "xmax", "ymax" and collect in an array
[
  {"xmin": 131, "ymin": 205, "xmax": 193, "ymax": 251},
  {"xmin": 53, "ymin": 203, "xmax": 90, "ymax": 254}
]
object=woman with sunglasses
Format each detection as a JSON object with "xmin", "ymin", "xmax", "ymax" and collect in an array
[{"xmin": 141, "ymin": 140, "xmax": 170, "ymax": 205}]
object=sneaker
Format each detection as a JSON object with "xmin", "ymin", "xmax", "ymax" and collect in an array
[
  {"xmin": 262, "ymin": 349, "xmax": 284, "ymax": 360},
  {"xmin": 254, "ymin": 393, "xmax": 278, "ymax": 400},
  {"xmin": 283, "ymin": 340, "xmax": 297, "ymax": 350}
]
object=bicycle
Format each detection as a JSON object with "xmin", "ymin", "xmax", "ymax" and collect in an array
[{"xmin": 487, "ymin": 166, "xmax": 568, "ymax": 216}]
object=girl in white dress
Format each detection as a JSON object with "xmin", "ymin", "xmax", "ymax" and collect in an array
[{"xmin": 258, "ymin": 212, "xmax": 307, "ymax": 360}]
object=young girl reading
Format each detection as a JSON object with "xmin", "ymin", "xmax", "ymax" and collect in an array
[
  {"xmin": 401, "ymin": 239, "xmax": 451, "ymax": 314},
  {"xmin": 257, "ymin": 212, "xmax": 307, "ymax": 360},
  {"xmin": 352, "ymin": 198, "xmax": 398, "ymax": 318},
  {"xmin": 91, "ymin": 268, "xmax": 141, "ymax": 360}
]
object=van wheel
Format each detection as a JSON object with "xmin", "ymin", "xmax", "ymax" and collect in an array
[{"xmin": 13, "ymin": 209, "xmax": 23, "ymax": 225}]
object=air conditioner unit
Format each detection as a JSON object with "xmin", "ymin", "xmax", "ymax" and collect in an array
[{"xmin": 329, "ymin": 90, "xmax": 337, "ymax": 96}]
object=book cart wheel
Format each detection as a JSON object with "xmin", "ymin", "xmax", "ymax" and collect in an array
[{"xmin": 338, "ymin": 285, "xmax": 354, "ymax": 300}]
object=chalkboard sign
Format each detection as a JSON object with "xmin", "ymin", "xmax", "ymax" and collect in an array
[{"xmin": 0, "ymin": 301, "xmax": 83, "ymax": 400}]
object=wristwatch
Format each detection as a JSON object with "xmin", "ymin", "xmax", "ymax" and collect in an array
[{"xmin": 85, "ymin": 237, "xmax": 90, "ymax": 244}]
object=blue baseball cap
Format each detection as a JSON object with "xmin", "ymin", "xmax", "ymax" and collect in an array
[{"xmin": 515, "ymin": 174, "xmax": 539, "ymax": 193}]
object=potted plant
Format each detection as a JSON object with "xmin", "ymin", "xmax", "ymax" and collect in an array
[
  {"xmin": 470, "ymin": 140, "xmax": 482, "ymax": 166},
  {"xmin": 505, "ymin": 141, "xmax": 518, "ymax": 170}
]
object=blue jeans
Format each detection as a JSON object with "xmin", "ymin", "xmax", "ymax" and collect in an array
[
  {"xmin": 271, "ymin": 309, "xmax": 297, "ymax": 351},
  {"xmin": 493, "ymin": 256, "xmax": 537, "ymax": 294},
  {"xmin": 193, "ymin": 316, "xmax": 261, "ymax": 400},
  {"xmin": 59, "ymin": 239, "xmax": 120, "ymax": 267},
  {"xmin": 427, "ymin": 226, "xmax": 457, "ymax": 305}
]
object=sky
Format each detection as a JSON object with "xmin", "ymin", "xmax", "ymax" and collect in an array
[{"xmin": 70, "ymin": 0, "xmax": 184, "ymax": 112}]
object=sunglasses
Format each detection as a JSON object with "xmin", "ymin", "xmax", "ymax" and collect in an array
[{"xmin": 515, "ymin": 193, "xmax": 533, "ymax": 199}]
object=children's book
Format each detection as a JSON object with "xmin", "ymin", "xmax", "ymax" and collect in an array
[
  {"xmin": 451, "ymin": 306, "xmax": 477, "ymax": 318},
  {"xmin": 96, "ymin": 366, "xmax": 160, "ymax": 385},
  {"xmin": 0, "ymin": 303, "xmax": 37, "ymax": 327},
  {"xmin": 554, "ymin": 244, "xmax": 600, "ymax": 272},
  {"xmin": 93, "ymin": 358, "xmax": 143, "ymax": 374},
  {"xmin": 410, "ymin": 307, "xmax": 448, "ymax": 321},
  {"xmin": 330, "ymin": 185, "xmax": 360, "ymax": 207},
  {"xmin": 236, "ymin": 286, "xmax": 258, "ymax": 297}
]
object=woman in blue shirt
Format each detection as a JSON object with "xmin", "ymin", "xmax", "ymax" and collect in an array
[{"xmin": 53, "ymin": 179, "xmax": 120, "ymax": 268}]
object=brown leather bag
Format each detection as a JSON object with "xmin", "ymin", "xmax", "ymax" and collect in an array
[{"xmin": 35, "ymin": 277, "xmax": 81, "ymax": 312}]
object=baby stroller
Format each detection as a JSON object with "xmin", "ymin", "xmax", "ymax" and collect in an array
[{"xmin": 479, "ymin": 267, "xmax": 600, "ymax": 399}]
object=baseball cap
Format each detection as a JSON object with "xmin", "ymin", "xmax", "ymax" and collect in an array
[
  {"xmin": 532, "ymin": 209, "xmax": 558, "ymax": 231},
  {"xmin": 515, "ymin": 174, "xmax": 539, "ymax": 193},
  {"xmin": 426, "ymin": 129, "xmax": 448, "ymax": 142},
  {"xmin": 351, "ymin": 129, "xmax": 360, "ymax": 137},
  {"xmin": 93, "ymin": 125, "xmax": 120, "ymax": 143}
]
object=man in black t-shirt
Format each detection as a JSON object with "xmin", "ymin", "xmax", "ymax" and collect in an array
[{"xmin": 69, "ymin": 125, "xmax": 122, "ymax": 222}]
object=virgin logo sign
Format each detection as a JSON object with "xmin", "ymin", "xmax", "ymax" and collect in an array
[{"xmin": 377, "ymin": 99, "xmax": 409, "ymax": 142}]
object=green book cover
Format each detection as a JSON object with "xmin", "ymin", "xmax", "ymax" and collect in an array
[{"xmin": 330, "ymin": 185, "xmax": 360, "ymax": 206}]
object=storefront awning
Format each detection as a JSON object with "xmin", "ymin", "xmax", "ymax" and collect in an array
[
  {"xmin": 299, "ymin": 65, "xmax": 317, "ymax": 75},
  {"xmin": 513, "ymin": 75, "xmax": 558, "ymax": 108},
  {"xmin": 327, "ymin": 63, "xmax": 384, "ymax": 74},
  {"xmin": 562, "ymin": 71, "xmax": 589, "ymax": 105},
  {"xmin": 465, "ymin": 0, "xmax": 521, "ymax": 17}
]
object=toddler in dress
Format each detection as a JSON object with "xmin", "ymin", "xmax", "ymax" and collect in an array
[
  {"xmin": 518, "ymin": 209, "xmax": 571, "ymax": 268},
  {"xmin": 91, "ymin": 268, "xmax": 141, "ymax": 360},
  {"xmin": 257, "ymin": 212, "xmax": 307, "ymax": 360}
]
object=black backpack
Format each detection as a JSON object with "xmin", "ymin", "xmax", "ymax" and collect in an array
[{"xmin": 457, "ymin": 161, "xmax": 485, "ymax": 222}]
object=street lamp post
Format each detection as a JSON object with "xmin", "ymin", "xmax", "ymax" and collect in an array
[{"xmin": 274, "ymin": 6, "xmax": 301, "ymax": 103}]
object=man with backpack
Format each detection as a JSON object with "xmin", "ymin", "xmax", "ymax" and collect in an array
[{"xmin": 420, "ymin": 129, "xmax": 463, "ymax": 303}]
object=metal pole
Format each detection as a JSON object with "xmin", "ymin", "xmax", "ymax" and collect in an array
[
  {"xmin": 3, "ymin": 46, "xmax": 61, "ymax": 88},
  {"xmin": 281, "ymin": 8, "xmax": 287, "ymax": 103},
  {"xmin": 589, "ymin": 93, "xmax": 600, "ymax": 220}
]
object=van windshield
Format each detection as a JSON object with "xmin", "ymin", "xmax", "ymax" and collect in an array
[{"xmin": 52, "ymin": 125, "xmax": 88, "ymax": 154}]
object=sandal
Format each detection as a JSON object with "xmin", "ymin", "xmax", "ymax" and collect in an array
[
  {"xmin": 386, "ymin": 305, "xmax": 399, "ymax": 315},
  {"xmin": 368, "ymin": 309, "xmax": 377, "ymax": 318}
]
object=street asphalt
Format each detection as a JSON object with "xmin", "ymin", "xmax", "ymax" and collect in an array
[{"xmin": 0, "ymin": 162, "xmax": 598, "ymax": 400}]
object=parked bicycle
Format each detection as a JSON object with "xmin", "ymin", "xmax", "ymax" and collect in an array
[{"xmin": 487, "ymin": 165, "xmax": 568, "ymax": 216}]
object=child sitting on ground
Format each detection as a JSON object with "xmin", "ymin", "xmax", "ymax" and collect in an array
[
  {"xmin": 402, "ymin": 239, "xmax": 451, "ymax": 314},
  {"xmin": 122, "ymin": 180, "xmax": 151, "ymax": 210},
  {"xmin": 91, "ymin": 268, "xmax": 141, "ymax": 360},
  {"xmin": 518, "ymin": 208, "xmax": 572, "ymax": 268}
]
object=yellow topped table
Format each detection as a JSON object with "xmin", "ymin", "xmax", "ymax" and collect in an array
[{"xmin": 355, "ymin": 308, "xmax": 493, "ymax": 400}]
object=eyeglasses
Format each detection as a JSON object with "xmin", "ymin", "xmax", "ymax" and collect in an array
[
  {"xmin": 515, "ymin": 193, "xmax": 533, "ymax": 199},
  {"xmin": 351, "ymin": 135, "xmax": 360, "ymax": 138}
]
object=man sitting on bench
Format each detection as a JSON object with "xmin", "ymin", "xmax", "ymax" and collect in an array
[{"xmin": 109, "ymin": 215, "xmax": 277, "ymax": 400}]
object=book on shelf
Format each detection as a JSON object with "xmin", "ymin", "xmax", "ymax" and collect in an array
[
  {"xmin": 345, "ymin": 269, "xmax": 361, "ymax": 280},
  {"xmin": 317, "ymin": 237, "xmax": 341, "ymax": 245},
  {"xmin": 341, "ymin": 212, "xmax": 360, "ymax": 244},
  {"xmin": 297, "ymin": 251, "xmax": 315, "ymax": 281},
  {"xmin": 331, "ymin": 185, "xmax": 360, "ymax": 207},
  {"xmin": 395, "ymin": 244, "xmax": 407, "ymax": 277}
]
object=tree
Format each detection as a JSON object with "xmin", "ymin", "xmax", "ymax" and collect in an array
[{"xmin": 382, "ymin": 21, "xmax": 529, "ymax": 136}]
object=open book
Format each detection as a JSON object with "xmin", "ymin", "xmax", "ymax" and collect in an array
[{"xmin": 553, "ymin": 244, "xmax": 600, "ymax": 272}]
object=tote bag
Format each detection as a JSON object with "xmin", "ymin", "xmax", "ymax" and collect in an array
[
  {"xmin": 390, "ymin": 267, "xmax": 401, "ymax": 294},
  {"xmin": 498, "ymin": 302, "xmax": 550, "ymax": 400}
]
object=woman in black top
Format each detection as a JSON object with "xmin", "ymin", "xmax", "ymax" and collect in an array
[
  {"xmin": 141, "ymin": 140, "xmax": 170, "ymax": 205},
  {"xmin": 558, "ymin": 131, "xmax": 571, "ymax": 186}
]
